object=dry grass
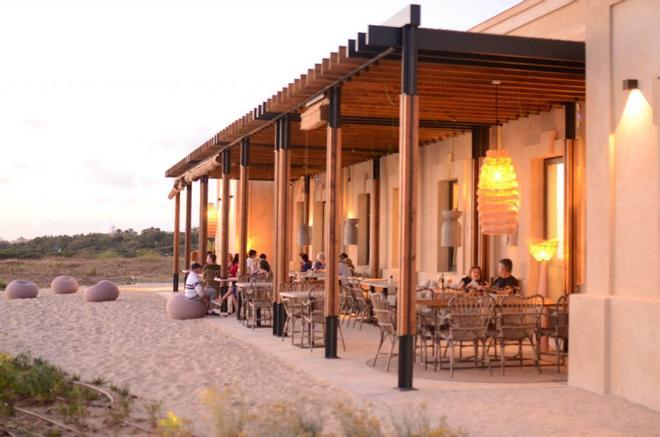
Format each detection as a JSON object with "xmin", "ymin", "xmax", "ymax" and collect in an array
[{"xmin": 0, "ymin": 255, "xmax": 178, "ymax": 288}]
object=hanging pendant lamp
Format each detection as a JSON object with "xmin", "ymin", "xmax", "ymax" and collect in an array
[
  {"xmin": 207, "ymin": 202, "xmax": 218, "ymax": 238},
  {"xmin": 297, "ymin": 223, "xmax": 312, "ymax": 246},
  {"xmin": 477, "ymin": 81, "xmax": 520, "ymax": 235}
]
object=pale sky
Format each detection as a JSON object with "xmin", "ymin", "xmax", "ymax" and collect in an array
[{"xmin": 0, "ymin": 0, "xmax": 519, "ymax": 240}]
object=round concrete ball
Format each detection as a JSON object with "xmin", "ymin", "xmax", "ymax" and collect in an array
[
  {"xmin": 83, "ymin": 280, "xmax": 120, "ymax": 302},
  {"xmin": 166, "ymin": 294, "xmax": 207, "ymax": 320},
  {"xmin": 6, "ymin": 280, "xmax": 39, "ymax": 299},
  {"xmin": 51, "ymin": 275, "xmax": 79, "ymax": 294}
]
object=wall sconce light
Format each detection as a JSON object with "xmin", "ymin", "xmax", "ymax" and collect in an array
[
  {"xmin": 529, "ymin": 238, "xmax": 558, "ymax": 296},
  {"xmin": 343, "ymin": 218, "xmax": 359, "ymax": 246},
  {"xmin": 623, "ymin": 79, "xmax": 639, "ymax": 90}
]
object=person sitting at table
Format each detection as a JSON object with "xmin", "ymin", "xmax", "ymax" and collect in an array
[
  {"xmin": 184, "ymin": 262, "xmax": 217, "ymax": 313},
  {"xmin": 299, "ymin": 253, "xmax": 313, "ymax": 273},
  {"xmin": 201, "ymin": 254, "xmax": 222, "ymax": 293},
  {"xmin": 312, "ymin": 252, "xmax": 326, "ymax": 271},
  {"xmin": 246, "ymin": 249, "xmax": 259, "ymax": 276},
  {"xmin": 338, "ymin": 253, "xmax": 355, "ymax": 277},
  {"xmin": 258, "ymin": 254, "xmax": 271, "ymax": 274},
  {"xmin": 457, "ymin": 266, "xmax": 488, "ymax": 291},
  {"xmin": 491, "ymin": 258, "xmax": 519, "ymax": 290}
]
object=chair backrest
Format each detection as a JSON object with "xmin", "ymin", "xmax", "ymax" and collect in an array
[
  {"xmin": 416, "ymin": 288, "xmax": 434, "ymax": 300},
  {"xmin": 549, "ymin": 294, "xmax": 569, "ymax": 336},
  {"xmin": 499, "ymin": 294, "xmax": 544, "ymax": 339},
  {"xmin": 447, "ymin": 295, "xmax": 495, "ymax": 340},
  {"xmin": 372, "ymin": 294, "xmax": 396, "ymax": 335}
]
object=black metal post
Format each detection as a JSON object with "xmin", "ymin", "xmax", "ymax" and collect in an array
[
  {"xmin": 173, "ymin": 272, "xmax": 179, "ymax": 292},
  {"xmin": 325, "ymin": 315, "xmax": 338, "ymax": 358}
]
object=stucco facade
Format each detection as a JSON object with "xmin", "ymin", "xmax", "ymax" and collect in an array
[{"xmin": 207, "ymin": 0, "xmax": 659, "ymax": 413}]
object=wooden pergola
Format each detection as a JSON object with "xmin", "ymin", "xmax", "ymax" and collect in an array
[{"xmin": 165, "ymin": 4, "xmax": 585, "ymax": 389}]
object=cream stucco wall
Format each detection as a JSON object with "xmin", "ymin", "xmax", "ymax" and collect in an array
[{"xmin": 569, "ymin": 0, "xmax": 660, "ymax": 412}]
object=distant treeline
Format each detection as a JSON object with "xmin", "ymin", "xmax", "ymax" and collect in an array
[{"xmin": 0, "ymin": 228, "xmax": 199, "ymax": 259}]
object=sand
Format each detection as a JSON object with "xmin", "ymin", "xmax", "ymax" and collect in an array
[
  {"xmin": 2, "ymin": 286, "xmax": 660, "ymax": 436},
  {"xmin": 0, "ymin": 288, "xmax": 348, "ymax": 435}
]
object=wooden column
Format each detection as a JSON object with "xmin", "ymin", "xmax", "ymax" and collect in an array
[
  {"xmin": 238, "ymin": 138, "xmax": 250, "ymax": 276},
  {"xmin": 273, "ymin": 116, "xmax": 291, "ymax": 337},
  {"xmin": 198, "ymin": 175, "xmax": 209, "ymax": 259},
  {"xmin": 173, "ymin": 192, "xmax": 181, "ymax": 291},
  {"xmin": 184, "ymin": 183, "xmax": 192, "ymax": 270},
  {"xmin": 397, "ymin": 23, "xmax": 419, "ymax": 389},
  {"xmin": 324, "ymin": 86, "xmax": 342, "ymax": 358},
  {"xmin": 302, "ymin": 175, "xmax": 311, "ymax": 255},
  {"xmin": 471, "ymin": 126, "xmax": 490, "ymax": 278},
  {"xmin": 564, "ymin": 102, "xmax": 577, "ymax": 294},
  {"xmin": 370, "ymin": 158, "xmax": 381, "ymax": 279},
  {"xmin": 220, "ymin": 149, "xmax": 231, "ymax": 277}
]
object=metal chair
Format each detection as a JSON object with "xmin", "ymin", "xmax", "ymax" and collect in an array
[
  {"xmin": 371, "ymin": 294, "xmax": 398, "ymax": 372},
  {"xmin": 437, "ymin": 295, "xmax": 495, "ymax": 377},
  {"xmin": 537, "ymin": 294, "xmax": 569, "ymax": 373},
  {"xmin": 492, "ymin": 294, "xmax": 544, "ymax": 375}
]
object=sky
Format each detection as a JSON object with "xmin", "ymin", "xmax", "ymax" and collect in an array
[{"xmin": 0, "ymin": 0, "xmax": 519, "ymax": 240}]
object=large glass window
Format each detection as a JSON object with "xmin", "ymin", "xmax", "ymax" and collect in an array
[{"xmin": 544, "ymin": 157, "xmax": 565, "ymax": 259}]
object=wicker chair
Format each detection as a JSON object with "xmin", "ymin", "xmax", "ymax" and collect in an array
[
  {"xmin": 281, "ymin": 296, "xmax": 304, "ymax": 346},
  {"xmin": 348, "ymin": 283, "xmax": 371, "ymax": 330},
  {"xmin": 301, "ymin": 287, "xmax": 326, "ymax": 351},
  {"xmin": 492, "ymin": 294, "xmax": 544, "ymax": 375},
  {"xmin": 372, "ymin": 294, "xmax": 398, "ymax": 372},
  {"xmin": 246, "ymin": 282, "xmax": 272, "ymax": 329},
  {"xmin": 536, "ymin": 294, "xmax": 569, "ymax": 373},
  {"xmin": 437, "ymin": 295, "xmax": 495, "ymax": 376}
]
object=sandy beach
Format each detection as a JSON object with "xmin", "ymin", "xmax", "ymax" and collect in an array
[{"xmin": 2, "ymin": 286, "xmax": 660, "ymax": 436}]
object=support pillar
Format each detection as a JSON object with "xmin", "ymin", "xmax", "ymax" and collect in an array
[
  {"xmin": 397, "ymin": 22, "xmax": 419, "ymax": 390},
  {"xmin": 198, "ymin": 175, "xmax": 209, "ymax": 258},
  {"xmin": 220, "ymin": 150, "xmax": 231, "ymax": 277},
  {"xmin": 184, "ymin": 183, "xmax": 192, "ymax": 271},
  {"xmin": 564, "ymin": 102, "xmax": 577, "ymax": 294},
  {"xmin": 302, "ymin": 175, "xmax": 311, "ymax": 255},
  {"xmin": 471, "ymin": 126, "xmax": 490, "ymax": 279},
  {"xmin": 238, "ymin": 138, "xmax": 250, "ymax": 277},
  {"xmin": 273, "ymin": 116, "xmax": 291, "ymax": 337},
  {"xmin": 324, "ymin": 86, "xmax": 342, "ymax": 358},
  {"xmin": 371, "ymin": 158, "xmax": 381, "ymax": 279},
  {"xmin": 173, "ymin": 192, "xmax": 180, "ymax": 291}
]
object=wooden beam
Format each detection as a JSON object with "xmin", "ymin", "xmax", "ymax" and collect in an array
[
  {"xmin": 198, "ymin": 176, "xmax": 209, "ymax": 258},
  {"xmin": 324, "ymin": 86, "xmax": 342, "ymax": 358},
  {"xmin": 273, "ymin": 116, "xmax": 291, "ymax": 337},
  {"xmin": 185, "ymin": 183, "xmax": 192, "ymax": 270},
  {"xmin": 173, "ymin": 192, "xmax": 180, "ymax": 291},
  {"xmin": 564, "ymin": 102, "xmax": 576, "ymax": 294}
]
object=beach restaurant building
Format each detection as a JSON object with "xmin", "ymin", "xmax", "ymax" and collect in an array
[{"xmin": 164, "ymin": 0, "xmax": 660, "ymax": 413}]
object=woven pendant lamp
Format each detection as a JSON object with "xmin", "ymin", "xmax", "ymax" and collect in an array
[
  {"xmin": 477, "ymin": 81, "xmax": 520, "ymax": 235},
  {"xmin": 207, "ymin": 203, "xmax": 218, "ymax": 238}
]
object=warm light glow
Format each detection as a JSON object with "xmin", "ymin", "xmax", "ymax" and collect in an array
[
  {"xmin": 477, "ymin": 149, "xmax": 520, "ymax": 235},
  {"xmin": 529, "ymin": 238, "xmax": 558, "ymax": 262},
  {"xmin": 620, "ymin": 89, "xmax": 651, "ymax": 125},
  {"xmin": 207, "ymin": 203, "xmax": 218, "ymax": 238}
]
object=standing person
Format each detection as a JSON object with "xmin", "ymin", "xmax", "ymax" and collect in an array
[
  {"xmin": 229, "ymin": 253, "xmax": 240, "ymax": 277},
  {"xmin": 299, "ymin": 253, "xmax": 313, "ymax": 272},
  {"xmin": 246, "ymin": 249, "xmax": 258, "ymax": 276},
  {"xmin": 492, "ymin": 258, "xmax": 519, "ymax": 289},
  {"xmin": 312, "ymin": 252, "xmax": 326, "ymax": 271},
  {"xmin": 184, "ymin": 262, "xmax": 216, "ymax": 312}
]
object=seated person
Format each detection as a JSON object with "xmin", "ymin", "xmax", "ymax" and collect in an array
[
  {"xmin": 491, "ymin": 258, "xmax": 519, "ymax": 290},
  {"xmin": 299, "ymin": 253, "xmax": 313, "ymax": 272},
  {"xmin": 312, "ymin": 252, "xmax": 326, "ymax": 271},
  {"xmin": 458, "ymin": 266, "xmax": 488, "ymax": 291},
  {"xmin": 338, "ymin": 253, "xmax": 355, "ymax": 277},
  {"xmin": 229, "ymin": 254, "xmax": 240, "ymax": 277},
  {"xmin": 184, "ymin": 263, "xmax": 217, "ymax": 311},
  {"xmin": 202, "ymin": 253, "xmax": 222, "ymax": 290},
  {"xmin": 258, "ymin": 255, "xmax": 271, "ymax": 274},
  {"xmin": 246, "ymin": 250, "xmax": 259, "ymax": 276}
]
